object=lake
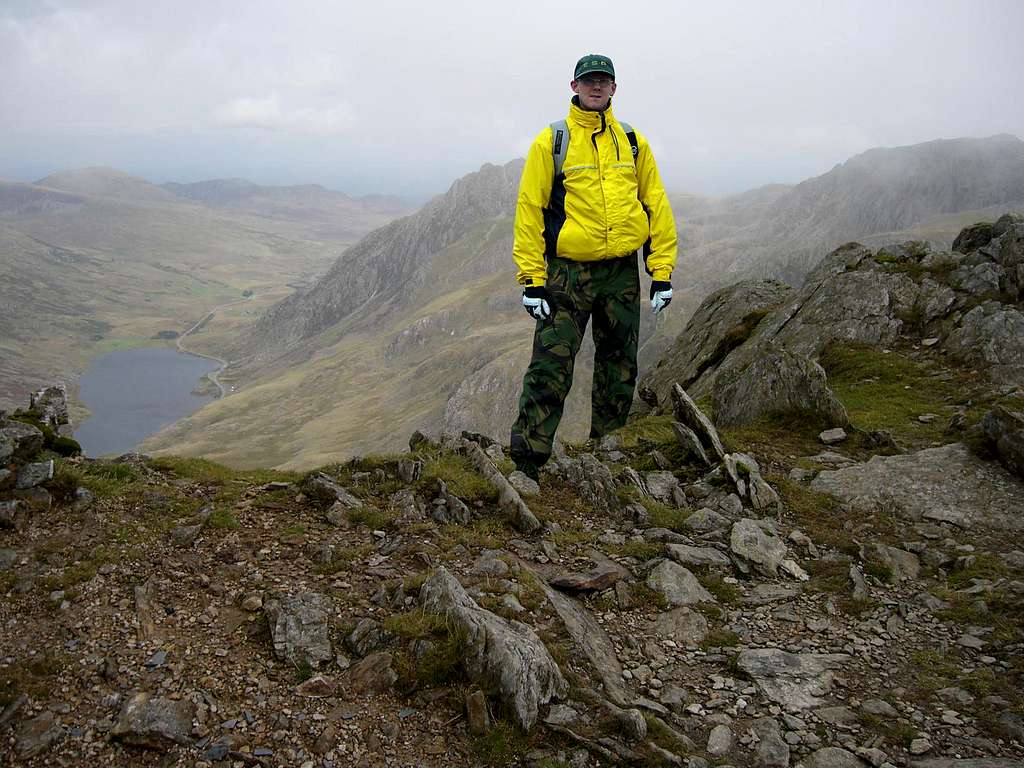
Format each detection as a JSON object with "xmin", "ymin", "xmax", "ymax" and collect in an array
[{"xmin": 74, "ymin": 347, "xmax": 220, "ymax": 457}]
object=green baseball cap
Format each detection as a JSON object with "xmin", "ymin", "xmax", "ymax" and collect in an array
[{"xmin": 574, "ymin": 54, "xmax": 615, "ymax": 80}]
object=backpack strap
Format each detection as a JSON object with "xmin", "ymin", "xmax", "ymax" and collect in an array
[
  {"xmin": 550, "ymin": 120, "xmax": 569, "ymax": 177},
  {"xmin": 619, "ymin": 121, "xmax": 639, "ymax": 164}
]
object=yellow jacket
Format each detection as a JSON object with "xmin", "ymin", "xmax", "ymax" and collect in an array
[{"xmin": 513, "ymin": 99, "xmax": 678, "ymax": 287}]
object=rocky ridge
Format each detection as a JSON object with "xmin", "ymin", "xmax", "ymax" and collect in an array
[{"xmin": 3, "ymin": 220, "xmax": 1024, "ymax": 767}]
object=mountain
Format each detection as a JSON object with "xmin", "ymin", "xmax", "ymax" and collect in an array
[
  {"xmin": 142, "ymin": 135, "xmax": 1024, "ymax": 470},
  {"xmin": 0, "ymin": 169, "xmax": 415, "ymax": 413}
]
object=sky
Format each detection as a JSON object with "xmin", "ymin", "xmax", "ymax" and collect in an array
[{"xmin": 2, "ymin": 0, "xmax": 1023, "ymax": 199}]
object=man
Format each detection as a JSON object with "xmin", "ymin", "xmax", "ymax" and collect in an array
[{"xmin": 510, "ymin": 53, "xmax": 678, "ymax": 482}]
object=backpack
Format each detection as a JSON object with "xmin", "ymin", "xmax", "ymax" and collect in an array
[{"xmin": 550, "ymin": 119, "xmax": 639, "ymax": 177}]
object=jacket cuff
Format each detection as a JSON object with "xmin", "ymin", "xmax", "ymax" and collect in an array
[
  {"xmin": 521, "ymin": 276, "xmax": 546, "ymax": 288},
  {"xmin": 651, "ymin": 267, "xmax": 672, "ymax": 282}
]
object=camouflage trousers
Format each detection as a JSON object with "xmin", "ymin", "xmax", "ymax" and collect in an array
[{"xmin": 510, "ymin": 254, "xmax": 640, "ymax": 470}]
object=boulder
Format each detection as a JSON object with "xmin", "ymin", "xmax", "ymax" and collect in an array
[
  {"xmin": 430, "ymin": 478, "xmax": 471, "ymax": 525},
  {"xmin": 731, "ymin": 519, "xmax": 788, "ymax": 577},
  {"xmin": 944, "ymin": 302, "xmax": 1024, "ymax": 386},
  {"xmin": 950, "ymin": 262, "xmax": 1004, "ymax": 295},
  {"xmin": 15, "ymin": 711, "xmax": 65, "ymax": 759},
  {"xmin": 347, "ymin": 652, "xmax": 398, "ymax": 694},
  {"xmin": 644, "ymin": 471, "xmax": 684, "ymax": 507},
  {"xmin": 736, "ymin": 649, "xmax": 851, "ymax": 710},
  {"xmin": 461, "ymin": 439, "xmax": 540, "ymax": 532},
  {"xmin": 420, "ymin": 567, "xmax": 567, "ymax": 729},
  {"xmin": 549, "ymin": 453, "xmax": 619, "ymax": 516},
  {"xmin": 982, "ymin": 406, "xmax": 1024, "ymax": 479},
  {"xmin": 665, "ymin": 543, "xmax": 732, "ymax": 570},
  {"xmin": 952, "ymin": 221, "xmax": 995, "ymax": 254},
  {"xmin": 804, "ymin": 747, "xmax": 868, "ymax": 768},
  {"xmin": 712, "ymin": 350, "xmax": 849, "ymax": 428},
  {"xmin": 860, "ymin": 543, "xmax": 920, "ymax": 582},
  {"xmin": 750, "ymin": 717, "xmax": 790, "ymax": 768},
  {"xmin": 646, "ymin": 561, "xmax": 715, "ymax": 606},
  {"xmin": 111, "ymin": 693, "xmax": 194, "ymax": 749},
  {"xmin": 29, "ymin": 386, "xmax": 70, "ymax": 428},
  {"xmin": 0, "ymin": 420, "xmax": 44, "ymax": 463},
  {"xmin": 265, "ymin": 592, "xmax": 333, "ymax": 668},
  {"xmin": 301, "ymin": 473, "xmax": 363, "ymax": 509},
  {"xmin": 672, "ymin": 422, "xmax": 711, "ymax": 466},
  {"xmin": 811, "ymin": 443, "xmax": 1024, "ymax": 530},
  {"xmin": 15, "ymin": 460, "xmax": 54, "ymax": 489}
]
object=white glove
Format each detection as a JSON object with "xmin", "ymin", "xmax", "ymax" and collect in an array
[
  {"xmin": 650, "ymin": 281, "xmax": 673, "ymax": 314},
  {"xmin": 523, "ymin": 287, "xmax": 554, "ymax": 321}
]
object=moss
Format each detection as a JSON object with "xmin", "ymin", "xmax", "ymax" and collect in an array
[
  {"xmin": 313, "ymin": 544, "xmax": 374, "ymax": 575},
  {"xmin": 345, "ymin": 505, "xmax": 397, "ymax": 531},
  {"xmin": 863, "ymin": 560, "xmax": 895, "ymax": 584},
  {"xmin": 54, "ymin": 458, "xmax": 140, "ymax": 498},
  {"xmin": 471, "ymin": 721, "xmax": 530, "ymax": 766},
  {"xmin": 629, "ymin": 582, "xmax": 670, "ymax": 611},
  {"xmin": 701, "ymin": 627, "xmax": 740, "ymax": 649},
  {"xmin": 419, "ymin": 452, "xmax": 498, "ymax": 504},
  {"xmin": 639, "ymin": 498, "xmax": 690, "ymax": 532},
  {"xmin": 390, "ymin": 611, "xmax": 468, "ymax": 690},
  {"xmin": 699, "ymin": 574, "xmax": 742, "ymax": 606},
  {"xmin": 604, "ymin": 540, "xmax": 663, "ymax": 561},
  {"xmin": 612, "ymin": 414, "xmax": 677, "ymax": 447},
  {"xmin": 205, "ymin": 507, "xmax": 240, "ymax": 529}
]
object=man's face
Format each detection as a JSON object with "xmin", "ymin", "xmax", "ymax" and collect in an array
[{"xmin": 571, "ymin": 74, "xmax": 616, "ymax": 111}]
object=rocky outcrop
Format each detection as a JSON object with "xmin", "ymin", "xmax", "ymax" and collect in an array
[
  {"xmin": 983, "ymin": 406, "xmax": 1024, "ymax": 479},
  {"xmin": 712, "ymin": 349, "xmax": 849, "ymax": 428},
  {"xmin": 264, "ymin": 592, "xmax": 333, "ymax": 668},
  {"xmin": 944, "ymin": 302, "xmax": 1024, "ymax": 385},
  {"xmin": 811, "ymin": 443, "xmax": 1024, "ymax": 529},
  {"xmin": 420, "ymin": 567, "xmax": 566, "ymax": 729},
  {"xmin": 736, "ymin": 649, "xmax": 851, "ymax": 710}
]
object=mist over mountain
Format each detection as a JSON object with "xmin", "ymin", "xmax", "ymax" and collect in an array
[{"xmin": 143, "ymin": 134, "xmax": 1024, "ymax": 469}]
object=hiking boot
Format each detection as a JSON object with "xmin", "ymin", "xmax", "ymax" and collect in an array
[{"xmin": 514, "ymin": 461, "xmax": 540, "ymax": 483}]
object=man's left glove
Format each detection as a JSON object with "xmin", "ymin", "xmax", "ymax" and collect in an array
[
  {"xmin": 650, "ymin": 281, "xmax": 673, "ymax": 313},
  {"xmin": 522, "ymin": 286, "xmax": 555, "ymax": 321}
]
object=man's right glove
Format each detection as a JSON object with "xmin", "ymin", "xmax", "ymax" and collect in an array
[
  {"xmin": 650, "ymin": 280, "xmax": 673, "ymax": 314},
  {"xmin": 522, "ymin": 286, "xmax": 554, "ymax": 321}
]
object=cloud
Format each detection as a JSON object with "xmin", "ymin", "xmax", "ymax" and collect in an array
[{"xmin": 212, "ymin": 96, "xmax": 353, "ymax": 135}]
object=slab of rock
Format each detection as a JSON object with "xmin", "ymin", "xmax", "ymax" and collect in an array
[
  {"xmin": 672, "ymin": 422, "xmax": 711, "ymax": 466},
  {"xmin": 805, "ymin": 747, "xmax": 868, "ymax": 768},
  {"xmin": 645, "ymin": 471, "xmax": 684, "ymax": 507},
  {"xmin": 347, "ymin": 652, "xmax": 398, "ymax": 694},
  {"xmin": 301, "ymin": 473, "xmax": 363, "ymax": 508},
  {"xmin": 983, "ymin": 406, "xmax": 1024, "ymax": 479},
  {"xmin": 549, "ymin": 453, "xmax": 620, "ymax": 516},
  {"xmin": 811, "ymin": 443, "xmax": 1024, "ymax": 530},
  {"xmin": 736, "ymin": 649, "xmax": 851, "ymax": 710},
  {"xmin": 508, "ymin": 470, "xmax": 540, "ymax": 497},
  {"xmin": 431, "ymin": 478, "xmax": 471, "ymax": 525},
  {"xmin": 820, "ymin": 428, "xmax": 847, "ymax": 445},
  {"xmin": 15, "ymin": 711, "xmax": 65, "ymax": 759},
  {"xmin": 650, "ymin": 607, "xmax": 709, "ymax": 645},
  {"xmin": 646, "ymin": 561, "xmax": 714, "ymax": 606},
  {"xmin": 672, "ymin": 384, "xmax": 725, "ymax": 461},
  {"xmin": 666, "ymin": 543, "xmax": 732, "ymax": 570},
  {"xmin": 15, "ymin": 459, "xmax": 54, "ymax": 489},
  {"xmin": 731, "ymin": 519, "xmax": 788, "ymax": 576},
  {"xmin": 707, "ymin": 723, "xmax": 734, "ymax": 756},
  {"xmin": 539, "ymin": 579, "xmax": 629, "ymax": 706},
  {"xmin": 462, "ymin": 439, "xmax": 540, "ymax": 532},
  {"xmin": 751, "ymin": 717, "xmax": 790, "ymax": 768},
  {"xmin": 910, "ymin": 761, "xmax": 1024, "ymax": 768},
  {"xmin": 421, "ymin": 567, "xmax": 567, "ymax": 728},
  {"xmin": 111, "ymin": 693, "xmax": 194, "ymax": 749},
  {"xmin": 713, "ymin": 349, "xmax": 849, "ymax": 428},
  {"xmin": 860, "ymin": 543, "xmax": 920, "ymax": 582},
  {"xmin": 550, "ymin": 558, "xmax": 629, "ymax": 593},
  {"xmin": 265, "ymin": 592, "xmax": 333, "ymax": 668},
  {"xmin": 684, "ymin": 508, "xmax": 732, "ymax": 534}
]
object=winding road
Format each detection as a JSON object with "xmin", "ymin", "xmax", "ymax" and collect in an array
[{"xmin": 175, "ymin": 295, "xmax": 253, "ymax": 398}]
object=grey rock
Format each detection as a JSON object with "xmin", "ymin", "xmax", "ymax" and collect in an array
[
  {"xmin": 616, "ymin": 707, "xmax": 648, "ymax": 742},
  {"xmin": 744, "ymin": 584, "xmax": 801, "ymax": 605},
  {"xmin": 950, "ymin": 262, "xmax": 1004, "ymax": 295},
  {"xmin": 751, "ymin": 717, "xmax": 790, "ymax": 768},
  {"xmin": 539, "ymin": 579, "xmax": 629, "ymax": 707},
  {"xmin": 685, "ymin": 508, "xmax": 732, "ymax": 534},
  {"xmin": 982, "ymin": 406, "xmax": 1024, "ymax": 479},
  {"xmin": 545, "ymin": 704, "xmax": 580, "ymax": 727},
  {"xmin": 421, "ymin": 567, "xmax": 567, "ymax": 729},
  {"xmin": 397, "ymin": 458, "xmax": 422, "ymax": 483},
  {"xmin": 30, "ymin": 385, "xmax": 70, "ymax": 427},
  {"xmin": 15, "ymin": 459, "xmax": 54, "ymax": 489},
  {"xmin": 911, "ymin": 761, "xmax": 1024, "ymax": 768},
  {"xmin": 0, "ymin": 548, "xmax": 17, "ymax": 570},
  {"xmin": 650, "ymin": 607, "xmax": 710, "ymax": 645},
  {"xmin": 804, "ymin": 747, "xmax": 867, "ymax": 768},
  {"xmin": 731, "ymin": 519, "xmax": 788, "ymax": 577},
  {"xmin": 388, "ymin": 488, "xmax": 425, "ymax": 524},
  {"xmin": 550, "ymin": 558, "xmax": 629, "ymax": 593},
  {"xmin": 909, "ymin": 739, "xmax": 933, "ymax": 755},
  {"xmin": 672, "ymin": 384, "xmax": 726, "ymax": 461},
  {"xmin": 945, "ymin": 302, "xmax": 1024, "ymax": 385},
  {"xmin": 345, "ymin": 617, "xmax": 391, "ymax": 657},
  {"xmin": 15, "ymin": 711, "xmax": 65, "ymax": 758},
  {"xmin": 0, "ymin": 419, "xmax": 44, "ymax": 463},
  {"xmin": 645, "ymin": 471, "xmax": 684, "ymax": 506},
  {"xmin": 860, "ymin": 699, "xmax": 898, "ymax": 717},
  {"xmin": 815, "ymin": 705, "xmax": 858, "ymax": 725},
  {"xmin": 461, "ymin": 439, "xmax": 540, "ymax": 532},
  {"xmin": 508, "ymin": 470, "xmax": 540, "ymax": 497},
  {"xmin": 820, "ymin": 428, "xmax": 847, "ymax": 445},
  {"xmin": 736, "ymin": 649, "xmax": 850, "ymax": 710},
  {"xmin": 470, "ymin": 552, "xmax": 511, "ymax": 577},
  {"xmin": 713, "ymin": 349, "xmax": 849, "ymax": 429},
  {"xmin": 997, "ymin": 711, "xmax": 1024, "ymax": 742},
  {"xmin": 641, "ymin": 278, "xmax": 793, "ymax": 406},
  {"xmin": 811, "ymin": 443, "xmax": 1024, "ymax": 530},
  {"xmin": 431, "ymin": 478, "xmax": 472, "ymax": 525},
  {"xmin": 265, "ymin": 592, "xmax": 333, "ymax": 668},
  {"xmin": 550, "ymin": 453, "xmax": 620, "ymax": 516},
  {"xmin": 673, "ymin": 422, "xmax": 712, "ymax": 466},
  {"xmin": 707, "ymin": 724, "xmax": 734, "ymax": 755},
  {"xmin": 301, "ymin": 473, "xmax": 364, "ymax": 508},
  {"xmin": 666, "ymin": 543, "xmax": 732, "ymax": 570},
  {"xmin": 0, "ymin": 499, "xmax": 26, "ymax": 530},
  {"xmin": 466, "ymin": 690, "xmax": 491, "ymax": 735},
  {"xmin": 914, "ymin": 279, "xmax": 957, "ymax": 324},
  {"xmin": 860, "ymin": 543, "xmax": 920, "ymax": 581},
  {"xmin": 646, "ymin": 560, "xmax": 715, "ymax": 606},
  {"xmin": 169, "ymin": 524, "xmax": 202, "ymax": 548},
  {"xmin": 111, "ymin": 693, "xmax": 194, "ymax": 748}
]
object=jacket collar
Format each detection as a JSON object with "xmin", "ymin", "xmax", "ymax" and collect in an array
[{"xmin": 568, "ymin": 96, "xmax": 615, "ymax": 130}]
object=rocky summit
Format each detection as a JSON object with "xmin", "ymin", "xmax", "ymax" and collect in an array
[{"xmin": 1, "ymin": 220, "xmax": 1024, "ymax": 767}]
